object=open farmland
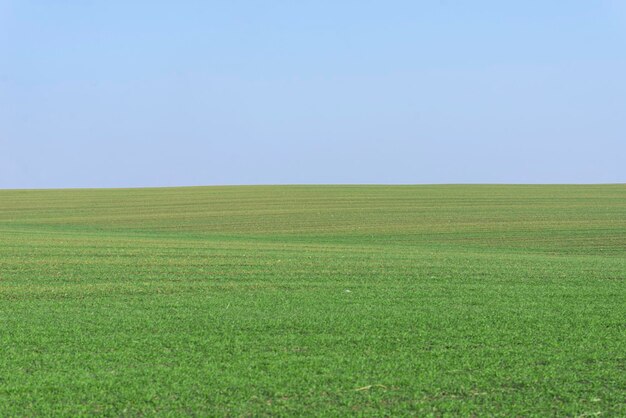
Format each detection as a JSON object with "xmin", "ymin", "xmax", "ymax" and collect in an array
[{"xmin": 0, "ymin": 185, "xmax": 625, "ymax": 415}]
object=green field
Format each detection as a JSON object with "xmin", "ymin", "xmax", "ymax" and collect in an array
[{"xmin": 1, "ymin": 185, "xmax": 624, "ymax": 416}]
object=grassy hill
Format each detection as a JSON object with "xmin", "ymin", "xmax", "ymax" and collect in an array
[{"xmin": 1, "ymin": 185, "xmax": 624, "ymax": 415}]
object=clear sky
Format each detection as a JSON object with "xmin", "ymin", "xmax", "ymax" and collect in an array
[{"xmin": 2, "ymin": 1, "xmax": 625, "ymax": 188}]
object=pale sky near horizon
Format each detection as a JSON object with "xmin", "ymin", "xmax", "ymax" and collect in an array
[{"xmin": 1, "ymin": 1, "xmax": 625, "ymax": 188}]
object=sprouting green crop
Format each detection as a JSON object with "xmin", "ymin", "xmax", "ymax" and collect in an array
[{"xmin": 1, "ymin": 185, "xmax": 624, "ymax": 416}]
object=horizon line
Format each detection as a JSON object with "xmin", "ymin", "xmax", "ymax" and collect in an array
[{"xmin": 1, "ymin": 182, "xmax": 624, "ymax": 192}]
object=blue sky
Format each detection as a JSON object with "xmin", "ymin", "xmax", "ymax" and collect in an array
[{"xmin": 1, "ymin": 1, "xmax": 625, "ymax": 188}]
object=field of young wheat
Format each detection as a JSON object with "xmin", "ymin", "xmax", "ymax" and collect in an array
[{"xmin": 1, "ymin": 185, "xmax": 624, "ymax": 415}]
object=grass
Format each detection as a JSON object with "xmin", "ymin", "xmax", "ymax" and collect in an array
[{"xmin": 0, "ymin": 184, "xmax": 624, "ymax": 416}]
